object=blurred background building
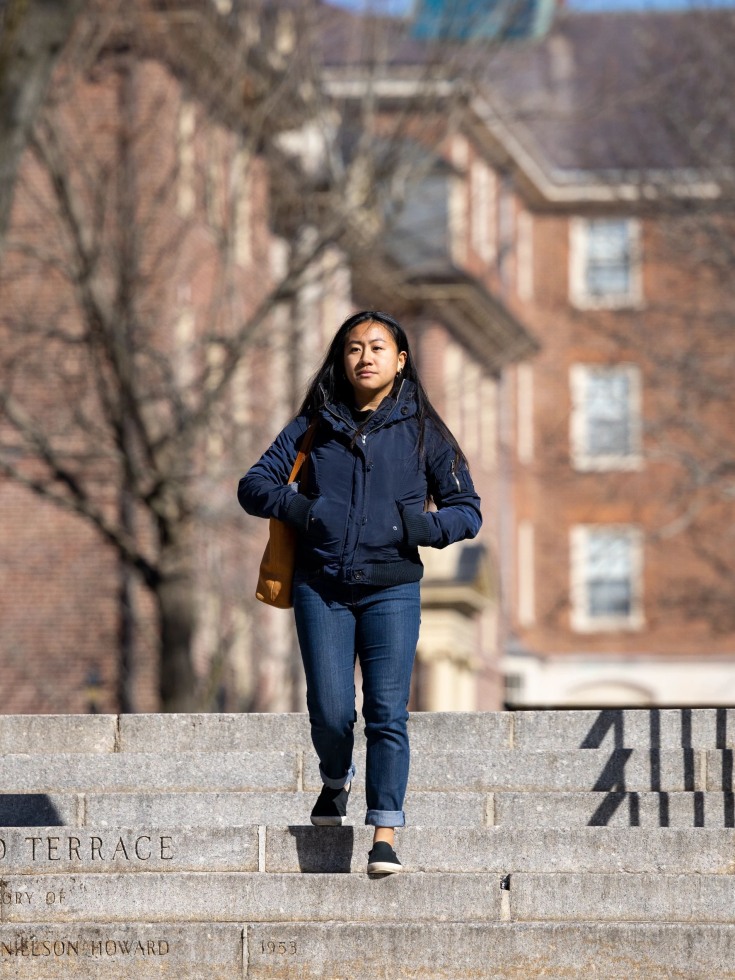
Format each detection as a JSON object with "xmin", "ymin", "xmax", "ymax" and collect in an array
[{"xmin": 0, "ymin": 0, "xmax": 733, "ymax": 714}]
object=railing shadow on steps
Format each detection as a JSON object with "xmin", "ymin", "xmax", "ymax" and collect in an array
[
  {"xmin": 582, "ymin": 707, "xmax": 734, "ymax": 828},
  {"xmin": 288, "ymin": 825, "xmax": 355, "ymax": 873},
  {"xmin": 0, "ymin": 795, "xmax": 62, "ymax": 827}
]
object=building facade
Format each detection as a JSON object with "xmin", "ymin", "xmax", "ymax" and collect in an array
[
  {"xmin": 324, "ymin": 2, "xmax": 735, "ymax": 706},
  {"xmin": 1, "ymin": 1, "xmax": 733, "ymax": 713},
  {"xmin": 0, "ymin": 0, "xmax": 535, "ymax": 714},
  {"xmin": 468, "ymin": 10, "xmax": 735, "ymax": 705}
]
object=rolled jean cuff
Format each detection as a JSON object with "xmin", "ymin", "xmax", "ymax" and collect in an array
[
  {"xmin": 319, "ymin": 761, "xmax": 356, "ymax": 790},
  {"xmin": 365, "ymin": 809, "xmax": 405, "ymax": 828}
]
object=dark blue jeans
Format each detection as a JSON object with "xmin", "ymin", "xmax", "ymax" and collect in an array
[{"xmin": 292, "ymin": 572, "xmax": 421, "ymax": 827}]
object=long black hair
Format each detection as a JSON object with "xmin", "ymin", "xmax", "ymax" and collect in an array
[{"xmin": 298, "ymin": 310, "xmax": 468, "ymax": 470}]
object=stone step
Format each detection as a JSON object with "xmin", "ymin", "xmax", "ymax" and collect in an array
[
  {"xmin": 0, "ymin": 872, "xmax": 500, "ymax": 924},
  {"xmin": 263, "ymin": 826, "xmax": 735, "ymax": 875},
  {"xmin": 514, "ymin": 707, "xmax": 735, "ymax": 751},
  {"xmin": 3, "ymin": 709, "xmax": 735, "ymax": 756},
  {"xmin": 1, "ymin": 826, "xmax": 733, "ymax": 875},
  {"xmin": 4, "ymin": 789, "xmax": 734, "ymax": 830},
  {"xmin": 1, "ymin": 709, "xmax": 734, "ymax": 979},
  {"xmin": 508, "ymin": 872, "xmax": 735, "ymax": 924},
  {"xmin": 496, "ymin": 789, "xmax": 735, "ymax": 827},
  {"xmin": 0, "ymin": 716, "xmax": 118, "ymax": 755},
  {"xmin": 301, "ymin": 748, "xmax": 710, "ymax": 792},
  {"xmin": 0, "ymin": 924, "xmax": 240, "ymax": 979},
  {"xmin": 3, "ymin": 748, "xmax": 729, "ymax": 793},
  {"xmin": 1, "ymin": 871, "xmax": 735, "ymax": 925},
  {"xmin": 242, "ymin": 921, "xmax": 735, "ymax": 979},
  {"xmin": 0, "ymin": 827, "xmax": 258, "ymax": 873},
  {"xmin": 85, "ymin": 788, "xmax": 735, "ymax": 829},
  {"xmin": 0, "ymin": 752, "xmax": 300, "ymax": 793},
  {"xmin": 0, "ymin": 713, "xmax": 513, "ymax": 756},
  {"xmin": 82, "ymin": 789, "xmax": 490, "ymax": 829},
  {"xmin": 0, "ymin": 793, "xmax": 80, "ymax": 826},
  {"xmin": 3, "ymin": 922, "xmax": 735, "ymax": 980},
  {"xmin": 117, "ymin": 711, "xmax": 514, "ymax": 754}
]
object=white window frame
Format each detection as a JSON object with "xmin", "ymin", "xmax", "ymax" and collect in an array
[
  {"xmin": 570, "ymin": 364, "xmax": 643, "ymax": 471},
  {"xmin": 569, "ymin": 217, "xmax": 642, "ymax": 310},
  {"xmin": 570, "ymin": 525, "xmax": 644, "ymax": 633}
]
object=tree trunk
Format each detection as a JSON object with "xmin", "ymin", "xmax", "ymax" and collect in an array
[
  {"xmin": 0, "ymin": 0, "xmax": 86, "ymax": 245},
  {"xmin": 117, "ymin": 487, "xmax": 138, "ymax": 713},
  {"xmin": 155, "ymin": 535, "xmax": 198, "ymax": 712}
]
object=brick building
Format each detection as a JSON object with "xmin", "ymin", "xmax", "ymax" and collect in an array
[
  {"xmin": 1, "ymin": 1, "xmax": 733, "ymax": 714},
  {"xmin": 0, "ymin": 2, "xmax": 296, "ymax": 713},
  {"xmin": 486, "ymin": 11, "xmax": 735, "ymax": 706},
  {"xmin": 0, "ymin": 0, "xmax": 534, "ymax": 714},
  {"xmin": 324, "ymin": 2, "xmax": 735, "ymax": 706}
]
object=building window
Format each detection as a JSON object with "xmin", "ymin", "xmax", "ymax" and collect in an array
[
  {"xmin": 570, "ymin": 364, "xmax": 642, "ymax": 471},
  {"xmin": 517, "ymin": 520, "xmax": 535, "ymax": 626},
  {"xmin": 387, "ymin": 172, "xmax": 452, "ymax": 268},
  {"xmin": 503, "ymin": 672, "xmax": 524, "ymax": 706},
  {"xmin": 571, "ymin": 526, "xmax": 644, "ymax": 632},
  {"xmin": 470, "ymin": 159, "xmax": 496, "ymax": 263},
  {"xmin": 570, "ymin": 217, "xmax": 642, "ymax": 309},
  {"xmin": 497, "ymin": 175, "xmax": 515, "ymax": 290},
  {"xmin": 449, "ymin": 174, "xmax": 468, "ymax": 267}
]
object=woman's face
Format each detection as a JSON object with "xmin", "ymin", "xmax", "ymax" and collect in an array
[{"xmin": 343, "ymin": 321, "xmax": 407, "ymax": 410}]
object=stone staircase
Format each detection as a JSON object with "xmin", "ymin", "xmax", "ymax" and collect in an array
[{"xmin": 0, "ymin": 708, "xmax": 734, "ymax": 978}]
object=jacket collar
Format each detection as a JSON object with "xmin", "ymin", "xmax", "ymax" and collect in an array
[{"xmin": 319, "ymin": 379, "xmax": 418, "ymax": 435}]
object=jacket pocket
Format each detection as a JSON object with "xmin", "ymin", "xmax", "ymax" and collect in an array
[
  {"xmin": 360, "ymin": 501, "xmax": 405, "ymax": 560},
  {"xmin": 304, "ymin": 495, "xmax": 343, "ymax": 553}
]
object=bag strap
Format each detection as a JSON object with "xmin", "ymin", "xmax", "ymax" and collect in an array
[{"xmin": 287, "ymin": 417, "xmax": 319, "ymax": 483}]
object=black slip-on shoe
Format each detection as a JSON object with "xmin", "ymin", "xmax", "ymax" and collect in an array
[
  {"xmin": 310, "ymin": 783, "xmax": 351, "ymax": 826},
  {"xmin": 367, "ymin": 840, "xmax": 402, "ymax": 874}
]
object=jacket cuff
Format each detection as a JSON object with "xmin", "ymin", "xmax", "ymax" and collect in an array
[
  {"xmin": 282, "ymin": 493, "xmax": 314, "ymax": 532},
  {"xmin": 402, "ymin": 512, "xmax": 433, "ymax": 548}
]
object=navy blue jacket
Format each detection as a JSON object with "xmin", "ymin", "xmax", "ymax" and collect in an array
[{"xmin": 238, "ymin": 380, "xmax": 482, "ymax": 586}]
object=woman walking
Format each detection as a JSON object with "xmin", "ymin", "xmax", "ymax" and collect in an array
[{"xmin": 238, "ymin": 310, "xmax": 481, "ymax": 873}]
